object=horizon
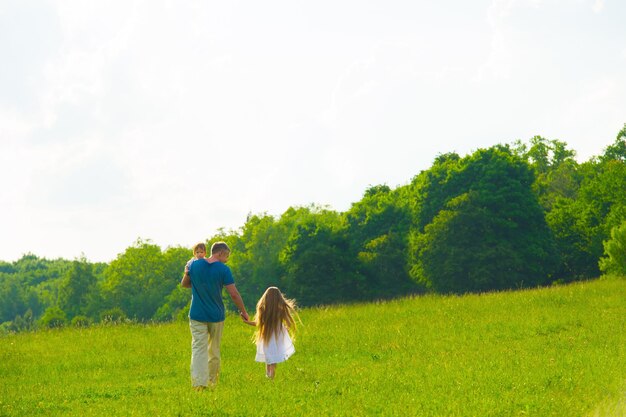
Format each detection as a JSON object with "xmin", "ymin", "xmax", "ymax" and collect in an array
[{"xmin": 1, "ymin": 135, "xmax": 621, "ymax": 265}]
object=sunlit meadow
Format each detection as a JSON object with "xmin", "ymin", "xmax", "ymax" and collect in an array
[{"xmin": 1, "ymin": 278, "xmax": 625, "ymax": 416}]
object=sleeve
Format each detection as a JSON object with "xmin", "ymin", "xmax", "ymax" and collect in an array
[{"xmin": 222, "ymin": 266, "xmax": 235, "ymax": 286}]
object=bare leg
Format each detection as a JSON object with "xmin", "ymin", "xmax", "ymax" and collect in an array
[{"xmin": 266, "ymin": 363, "xmax": 276, "ymax": 379}]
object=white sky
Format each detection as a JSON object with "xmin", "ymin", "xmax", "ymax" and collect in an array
[{"xmin": 1, "ymin": 0, "xmax": 625, "ymax": 263}]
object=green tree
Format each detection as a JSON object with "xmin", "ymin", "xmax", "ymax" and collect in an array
[
  {"xmin": 548, "ymin": 156, "xmax": 626, "ymax": 279},
  {"xmin": 280, "ymin": 208, "xmax": 361, "ymax": 305},
  {"xmin": 600, "ymin": 123, "xmax": 626, "ymax": 163},
  {"xmin": 410, "ymin": 152, "xmax": 463, "ymax": 231},
  {"xmin": 101, "ymin": 239, "xmax": 170, "ymax": 320},
  {"xmin": 58, "ymin": 258, "xmax": 97, "ymax": 320},
  {"xmin": 512, "ymin": 136, "xmax": 579, "ymax": 211},
  {"xmin": 229, "ymin": 213, "xmax": 287, "ymax": 302},
  {"xmin": 599, "ymin": 221, "xmax": 626, "ymax": 275},
  {"xmin": 8, "ymin": 309, "xmax": 35, "ymax": 332},
  {"xmin": 409, "ymin": 146, "xmax": 557, "ymax": 293},
  {"xmin": 148, "ymin": 245, "xmax": 195, "ymax": 321},
  {"xmin": 345, "ymin": 185, "xmax": 420, "ymax": 298},
  {"xmin": 0, "ymin": 275, "xmax": 27, "ymax": 323},
  {"xmin": 228, "ymin": 206, "xmax": 330, "ymax": 307},
  {"xmin": 99, "ymin": 307, "xmax": 127, "ymax": 323},
  {"xmin": 153, "ymin": 286, "xmax": 190, "ymax": 321},
  {"xmin": 71, "ymin": 315, "xmax": 92, "ymax": 327},
  {"xmin": 39, "ymin": 306, "xmax": 67, "ymax": 328},
  {"xmin": 163, "ymin": 246, "xmax": 192, "ymax": 276},
  {"xmin": 545, "ymin": 198, "xmax": 599, "ymax": 280}
]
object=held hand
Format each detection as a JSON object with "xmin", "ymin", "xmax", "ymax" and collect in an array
[{"xmin": 239, "ymin": 311, "xmax": 254, "ymax": 325}]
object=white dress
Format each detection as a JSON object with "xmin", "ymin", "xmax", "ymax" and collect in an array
[{"xmin": 255, "ymin": 325, "xmax": 295, "ymax": 364}]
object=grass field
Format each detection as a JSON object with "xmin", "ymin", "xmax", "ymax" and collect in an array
[{"xmin": 1, "ymin": 278, "xmax": 625, "ymax": 416}]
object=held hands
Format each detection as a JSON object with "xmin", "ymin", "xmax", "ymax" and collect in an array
[{"xmin": 239, "ymin": 311, "xmax": 255, "ymax": 326}]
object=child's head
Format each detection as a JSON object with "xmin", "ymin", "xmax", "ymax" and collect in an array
[
  {"xmin": 192, "ymin": 242, "xmax": 207, "ymax": 259},
  {"xmin": 255, "ymin": 286, "xmax": 297, "ymax": 343}
]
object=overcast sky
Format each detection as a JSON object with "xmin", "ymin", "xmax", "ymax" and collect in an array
[{"xmin": 1, "ymin": 0, "xmax": 625, "ymax": 263}]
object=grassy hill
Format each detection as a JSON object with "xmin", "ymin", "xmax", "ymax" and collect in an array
[{"xmin": 1, "ymin": 278, "xmax": 625, "ymax": 416}]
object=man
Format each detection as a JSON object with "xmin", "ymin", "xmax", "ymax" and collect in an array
[{"xmin": 181, "ymin": 241, "xmax": 249, "ymax": 390}]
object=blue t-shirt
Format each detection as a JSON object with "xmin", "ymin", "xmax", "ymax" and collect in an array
[{"xmin": 188, "ymin": 259, "xmax": 235, "ymax": 322}]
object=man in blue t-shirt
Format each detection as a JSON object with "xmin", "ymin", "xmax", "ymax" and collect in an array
[{"xmin": 181, "ymin": 242, "xmax": 249, "ymax": 389}]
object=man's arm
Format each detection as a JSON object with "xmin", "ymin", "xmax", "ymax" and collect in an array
[
  {"xmin": 180, "ymin": 271, "xmax": 191, "ymax": 288},
  {"xmin": 181, "ymin": 259, "xmax": 193, "ymax": 288},
  {"xmin": 225, "ymin": 284, "xmax": 249, "ymax": 321}
]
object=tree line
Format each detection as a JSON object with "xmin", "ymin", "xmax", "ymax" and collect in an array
[{"xmin": 2, "ymin": 126, "xmax": 625, "ymax": 333}]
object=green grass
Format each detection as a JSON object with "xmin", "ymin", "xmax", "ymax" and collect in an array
[{"xmin": 1, "ymin": 278, "xmax": 625, "ymax": 416}]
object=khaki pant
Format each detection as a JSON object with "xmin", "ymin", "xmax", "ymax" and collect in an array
[{"xmin": 189, "ymin": 319, "xmax": 224, "ymax": 387}]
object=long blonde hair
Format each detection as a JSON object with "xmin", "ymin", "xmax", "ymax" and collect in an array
[{"xmin": 254, "ymin": 287, "xmax": 298, "ymax": 344}]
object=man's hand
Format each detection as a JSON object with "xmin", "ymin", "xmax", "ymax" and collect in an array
[{"xmin": 240, "ymin": 311, "xmax": 254, "ymax": 325}]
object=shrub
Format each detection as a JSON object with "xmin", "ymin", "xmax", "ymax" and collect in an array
[
  {"xmin": 599, "ymin": 221, "xmax": 626, "ymax": 275},
  {"xmin": 71, "ymin": 315, "xmax": 92, "ymax": 327},
  {"xmin": 99, "ymin": 307, "xmax": 127, "ymax": 324},
  {"xmin": 39, "ymin": 306, "xmax": 67, "ymax": 328}
]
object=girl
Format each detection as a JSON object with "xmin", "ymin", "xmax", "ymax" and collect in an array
[{"xmin": 242, "ymin": 287, "xmax": 298, "ymax": 379}]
